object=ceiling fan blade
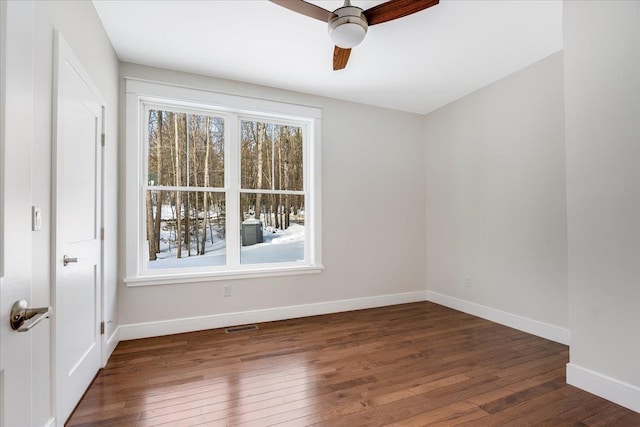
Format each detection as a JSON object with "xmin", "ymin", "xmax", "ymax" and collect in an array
[
  {"xmin": 364, "ymin": 0, "xmax": 439, "ymax": 26},
  {"xmin": 269, "ymin": 0, "xmax": 336, "ymax": 22},
  {"xmin": 333, "ymin": 46, "xmax": 351, "ymax": 71}
]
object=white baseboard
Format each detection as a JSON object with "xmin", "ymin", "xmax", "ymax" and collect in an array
[
  {"xmin": 567, "ymin": 363, "xmax": 640, "ymax": 413},
  {"xmin": 119, "ymin": 290, "xmax": 429, "ymax": 341},
  {"xmin": 43, "ymin": 417, "xmax": 55, "ymax": 427},
  {"xmin": 424, "ymin": 290, "xmax": 570, "ymax": 345}
]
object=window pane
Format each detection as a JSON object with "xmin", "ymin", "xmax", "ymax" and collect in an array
[
  {"xmin": 187, "ymin": 114, "xmax": 225, "ymax": 188},
  {"xmin": 148, "ymin": 110, "xmax": 187, "ymax": 187},
  {"xmin": 148, "ymin": 110, "xmax": 224, "ymax": 188},
  {"xmin": 146, "ymin": 190, "xmax": 226, "ymax": 269},
  {"xmin": 240, "ymin": 193, "xmax": 305, "ymax": 265},
  {"xmin": 241, "ymin": 121, "xmax": 303, "ymax": 191}
]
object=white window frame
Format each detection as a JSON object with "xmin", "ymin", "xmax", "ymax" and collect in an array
[{"xmin": 124, "ymin": 79, "xmax": 322, "ymax": 286}]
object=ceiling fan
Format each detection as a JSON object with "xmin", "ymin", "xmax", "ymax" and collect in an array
[{"xmin": 270, "ymin": 0, "xmax": 439, "ymax": 70}]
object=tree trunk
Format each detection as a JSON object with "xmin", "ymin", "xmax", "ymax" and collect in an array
[
  {"xmin": 217, "ymin": 198, "xmax": 224, "ymax": 238},
  {"xmin": 274, "ymin": 195, "xmax": 280, "ymax": 229},
  {"xmin": 155, "ymin": 111, "xmax": 163, "ymax": 253},
  {"xmin": 267, "ymin": 204, "xmax": 272, "ymax": 227},
  {"xmin": 146, "ymin": 190, "xmax": 157, "ymax": 261},
  {"xmin": 283, "ymin": 128, "xmax": 290, "ymax": 229},
  {"xmin": 256, "ymin": 122, "xmax": 265, "ymax": 222},
  {"xmin": 201, "ymin": 116, "xmax": 210, "ymax": 255},
  {"xmin": 208, "ymin": 195, "xmax": 215, "ymax": 244},
  {"xmin": 277, "ymin": 138, "xmax": 284, "ymax": 230},
  {"xmin": 185, "ymin": 193, "xmax": 192, "ymax": 257},
  {"xmin": 285, "ymin": 196, "xmax": 290, "ymax": 229},
  {"xmin": 184, "ymin": 115, "xmax": 191, "ymax": 256},
  {"xmin": 174, "ymin": 113, "xmax": 182, "ymax": 259}
]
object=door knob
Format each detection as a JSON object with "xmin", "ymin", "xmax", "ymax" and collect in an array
[
  {"xmin": 10, "ymin": 300, "xmax": 52, "ymax": 332},
  {"xmin": 63, "ymin": 255, "xmax": 78, "ymax": 266}
]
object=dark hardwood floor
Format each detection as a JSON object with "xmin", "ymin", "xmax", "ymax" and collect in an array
[{"xmin": 67, "ymin": 302, "xmax": 640, "ymax": 426}]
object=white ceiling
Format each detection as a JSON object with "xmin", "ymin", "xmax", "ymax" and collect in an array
[{"xmin": 92, "ymin": 0, "xmax": 562, "ymax": 115}]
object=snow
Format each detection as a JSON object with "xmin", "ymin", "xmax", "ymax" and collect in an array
[
  {"xmin": 146, "ymin": 222, "xmax": 304, "ymax": 270},
  {"xmin": 241, "ymin": 223, "xmax": 304, "ymax": 264}
]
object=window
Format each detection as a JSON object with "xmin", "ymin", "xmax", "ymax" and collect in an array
[
  {"xmin": 239, "ymin": 119, "xmax": 305, "ymax": 265},
  {"xmin": 145, "ymin": 109, "xmax": 227, "ymax": 270},
  {"xmin": 124, "ymin": 80, "xmax": 322, "ymax": 286}
]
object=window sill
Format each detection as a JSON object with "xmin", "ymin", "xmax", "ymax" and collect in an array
[{"xmin": 124, "ymin": 264, "xmax": 324, "ymax": 287}]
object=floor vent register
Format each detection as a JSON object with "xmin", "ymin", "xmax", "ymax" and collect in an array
[{"xmin": 225, "ymin": 324, "xmax": 259, "ymax": 334}]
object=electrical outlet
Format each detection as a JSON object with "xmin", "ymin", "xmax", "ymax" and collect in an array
[
  {"xmin": 464, "ymin": 276, "xmax": 472, "ymax": 288},
  {"xmin": 223, "ymin": 284, "xmax": 231, "ymax": 297}
]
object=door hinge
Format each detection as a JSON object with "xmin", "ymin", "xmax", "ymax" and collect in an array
[
  {"xmin": 101, "ymin": 133, "xmax": 105, "ymax": 147},
  {"xmin": 100, "ymin": 227, "xmax": 104, "ymax": 240},
  {"xmin": 100, "ymin": 321, "xmax": 105, "ymax": 335}
]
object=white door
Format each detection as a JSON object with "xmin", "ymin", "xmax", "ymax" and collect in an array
[
  {"xmin": 0, "ymin": 2, "xmax": 38, "ymax": 426},
  {"xmin": 53, "ymin": 33, "xmax": 104, "ymax": 424}
]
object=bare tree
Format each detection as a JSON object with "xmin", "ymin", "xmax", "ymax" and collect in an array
[
  {"xmin": 155, "ymin": 111, "xmax": 163, "ymax": 253},
  {"xmin": 255, "ymin": 122, "xmax": 266, "ymax": 222},
  {"xmin": 200, "ymin": 115, "xmax": 211, "ymax": 255},
  {"xmin": 145, "ymin": 190, "xmax": 157, "ymax": 260},
  {"xmin": 174, "ymin": 112, "xmax": 182, "ymax": 259}
]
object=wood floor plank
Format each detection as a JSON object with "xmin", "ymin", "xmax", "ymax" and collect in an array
[
  {"xmin": 384, "ymin": 401, "xmax": 488, "ymax": 426},
  {"xmin": 66, "ymin": 302, "xmax": 640, "ymax": 426}
]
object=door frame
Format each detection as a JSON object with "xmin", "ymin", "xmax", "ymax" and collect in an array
[
  {"xmin": 0, "ymin": 0, "xmax": 6, "ymax": 285},
  {"xmin": 0, "ymin": 0, "xmax": 6, "ymax": 420},
  {"xmin": 51, "ymin": 31, "xmax": 106, "ymax": 423}
]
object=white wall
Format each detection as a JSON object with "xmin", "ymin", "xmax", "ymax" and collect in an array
[
  {"xmin": 3, "ymin": 1, "xmax": 119, "ymax": 424},
  {"xmin": 564, "ymin": 1, "xmax": 640, "ymax": 412},
  {"xmin": 117, "ymin": 64, "xmax": 426, "ymax": 333},
  {"xmin": 423, "ymin": 52, "xmax": 569, "ymax": 340}
]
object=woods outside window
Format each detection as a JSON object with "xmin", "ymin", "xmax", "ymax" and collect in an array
[{"xmin": 124, "ymin": 79, "xmax": 322, "ymax": 286}]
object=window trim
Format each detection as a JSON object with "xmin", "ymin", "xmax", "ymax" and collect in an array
[{"xmin": 124, "ymin": 78, "xmax": 323, "ymax": 286}]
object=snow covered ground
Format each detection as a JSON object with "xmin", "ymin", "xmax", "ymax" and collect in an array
[
  {"xmin": 241, "ymin": 223, "xmax": 305, "ymax": 264},
  {"xmin": 147, "ymin": 222, "xmax": 304, "ymax": 270}
]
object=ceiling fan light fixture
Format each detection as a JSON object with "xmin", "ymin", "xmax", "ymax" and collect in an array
[
  {"xmin": 270, "ymin": 0, "xmax": 440, "ymax": 70},
  {"xmin": 328, "ymin": 6, "xmax": 368, "ymax": 49}
]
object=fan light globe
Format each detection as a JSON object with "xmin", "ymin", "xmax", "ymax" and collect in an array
[
  {"xmin": 330, "ymin": 22, "xmax": 366, "ymax": 48},
  {"xmin": 328, "ymin": 4, "xmax": 368, "ymax": 49}
]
